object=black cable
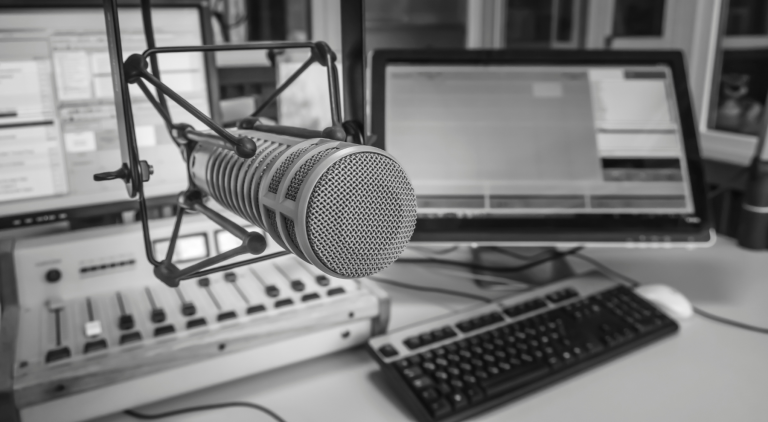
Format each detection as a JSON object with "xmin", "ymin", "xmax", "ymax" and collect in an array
[
  {"xmin": 489, "ymin": 246, "xmax": 562, "ymax": 262},
  {"xmin": 396, "ymin": 247, "xmax": 583, "ymax": 273},
  {"xmin": 692, "ymin": 306, "xmax": 768, "ymax": 335},
  {"xmin": 368, "ymin": 276, "xmax": 494, "ymax": 303},
  {"xmin": 569, "ymin": 252, "xmax": 641, "ymax": 288},
  {"xmin": 125, "ymin": 402, "xmax": 286, "ymax": 422},
  {"xmin": 571, "ymin": 253, "xmax": 768, "ymax": 336},
  {"xmin": 409, "ymin": 245, "xmax": 461, "ymax": 256}
]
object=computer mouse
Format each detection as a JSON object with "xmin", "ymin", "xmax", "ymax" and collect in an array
[{"xmin": 635, "ymin": 284, "xmax": 694, "ymax": 320}]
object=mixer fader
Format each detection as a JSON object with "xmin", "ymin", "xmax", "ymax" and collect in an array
[{"xmin": 0, "ymin": 214, "xmax": 389, "ymax": 422}]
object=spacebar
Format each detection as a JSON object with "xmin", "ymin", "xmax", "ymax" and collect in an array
[{"xmin": 480, "ymin": 363, "xmax": 550, "ymax": 397}]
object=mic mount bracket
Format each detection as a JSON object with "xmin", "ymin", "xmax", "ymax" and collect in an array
[{"xmin": 96, "ymin": 0, "xmax": 339, "ymax": 286}]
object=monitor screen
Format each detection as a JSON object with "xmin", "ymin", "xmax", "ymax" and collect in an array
[
  {"xmin": 370, "ymin": 50, "xmax": 711, "ymax": 244},
  {"xmin": 0, "ymin": 6, "xmax": 211, "ymax": 228}
]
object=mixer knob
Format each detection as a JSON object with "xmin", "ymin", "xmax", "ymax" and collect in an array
[
  {"xmin": 151, "ymin": 308, "xmax": 166, "ymax": 323},
  {"xmin": 119, "ymin": 314, "xmax": 135, "ymax": 330},
  {"xmin": 181, "ymin": 303, "xmax": 197, "ymax": 316},
  {"xmin": 291, "ymin": 280, "xmax": 306, "ymax": 292},
  {"xmin": 265, "ymin": 285, "xmax": 280, "ymax": 297},
  {"xmin": 45, "ymin": 268, "xmax": 62, "ymax": 283}
]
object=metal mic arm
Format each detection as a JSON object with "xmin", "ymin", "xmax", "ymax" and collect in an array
[{"xmin": 96, "ymin": 0, "xmax": 345, "ymax": 287}]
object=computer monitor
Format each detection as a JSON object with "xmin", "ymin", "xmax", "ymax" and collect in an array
[
  {"xmin": 368, "ymin": 50, "xmax": 712, "ymax": 246},
  {"xmin": 0, "ymin": 1, "xmax": 217, "ymax": 230}
]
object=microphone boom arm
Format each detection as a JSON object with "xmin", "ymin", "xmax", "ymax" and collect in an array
[{"xmin": 96, "ymin": 0, "xmax": 348, "ymax": 287}]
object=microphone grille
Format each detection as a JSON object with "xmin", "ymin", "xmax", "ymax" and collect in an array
[{"xmin": 305, "ymin": 151, "xmax": 417, "ymax": 278}]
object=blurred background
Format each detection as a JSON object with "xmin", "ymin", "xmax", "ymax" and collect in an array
[{"xmin": 209, "ymin": 0, "xmax": 765, "ymax": 238}]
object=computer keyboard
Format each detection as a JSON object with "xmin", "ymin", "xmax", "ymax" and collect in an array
[{"xmin": 367, "ymin": 273, "xmax": 678, "ymax": 422}]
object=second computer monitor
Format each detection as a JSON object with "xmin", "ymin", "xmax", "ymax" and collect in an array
[{"xmin": 369, "ymin": 50, "xmax": 711, "ymax": 246}]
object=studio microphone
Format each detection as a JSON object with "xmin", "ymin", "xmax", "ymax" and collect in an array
[{"xmin": 188, "ymin": 124, "xmax": 418, "ymax": 279}]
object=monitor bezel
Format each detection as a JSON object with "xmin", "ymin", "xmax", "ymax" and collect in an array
[
  {"xmin": 0, "ymin": 0, "xmax": 220, "ymax": 230},
  {"xmin": 369, "ymin": 49, "xmax": 712, "ymax": 245}
]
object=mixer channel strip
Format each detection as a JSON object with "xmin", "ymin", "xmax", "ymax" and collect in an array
[
  {"xmin": 37, "ymin": 261, "xmax": 360, "ymax": 368},
  {"xmin": 368, "ymin": 276, "xmax": 679, "ymax": 422}
]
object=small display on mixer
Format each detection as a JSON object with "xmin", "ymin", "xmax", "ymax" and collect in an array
[{"xmin": 153, "ymin": 234, "xmax": 209, "ymax": 263}]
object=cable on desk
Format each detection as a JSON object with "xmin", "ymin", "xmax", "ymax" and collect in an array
[
  {"xmin": 568, "ymin": 252, "xmax": 641, "ymax": 288},
  {"xmin": 368, "ymin": 276, "xmax": 494, "ymax": 303},
  {"xmin": 124, "ymin": 402, "xmax": 286, "ymax": 422},
  {"xmin": 569, "ymin": 254, "xmax": 768, "ymax": 336},
  {"xmin": 408, "ymin": 245, "xmax": 461, "ymax": 256},
  {"xmin": 691, "ymin": 306, "xmax": 768, "ymax": 335},
  {"xmin": 396, "ymin": 247, "xmax": 583, "ymax": 274}
]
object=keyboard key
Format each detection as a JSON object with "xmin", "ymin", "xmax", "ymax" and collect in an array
[
  {"xmin": 448, "ymin": 391, "xmax": 469, "ymax": 410},
  {"xmin": 546, "ymin": 288, "xmax": 579, "ymax": 304},
  {"xmin": 84, "ymin": 339, "xmax": 108, "ymax": 354},
  {"xmin": 378, "ymin": 344, "xmax": 399, "ymax": 358},
  {"xmin": 412, "ymin": 376, "xmax": 435, "ymax": 390},
  {"xmin": 327, "ymin": 287, "xmax": 345, "ymax": 296},
  {"xmin": 421, "ymin": 388, "xmax": 440, "ymax": 403},
  {"xmin": 481, "ymin": 362, "xmax": 550, "ymax": 396},
  {"xmin": 403, "ymin": 367, "xmax": 424, "ymax": 379},
  {"xmin": 465, "ymin": 386, "xmax": 485, "ymax": 403},
  {"xmin": 404, "ymin": 337, "xmax": 422, "ymax": 350},
  {"xmin": 427, "ymin": 399, "xmax": 452, "ymax": 418}
]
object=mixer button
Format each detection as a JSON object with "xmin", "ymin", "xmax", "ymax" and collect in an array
[
  {"xmin": 217, "ymin": 311, "xmax": 237, "ymax": 322},
  {"xmin": 302, "ymin": 293, "xmax": 320, "ymax": 302},
  {"xmin": 224, "ymin": 272, "xmax": 237, "ymax": 282},
  {"xmin": 266, "ymin": 285, "xmax": 280, "ymax": 298},
  {"xmin": 181, "ymin": 303, "xmax": 197, "ymax": 316},
  {"xmin": 154, "ymin": 325, "xmax": 175, "ymax": 337},
  {"xmin": 328, "ymin": 287, "xmax": 345, "ymax": 296},
  {"xmin": 247, "ymin": 304, "xmax": 266, "ymax": 314},
  {"xmin": 316, "ymin": 275, "xmax": 330, "ymax": 286},
  {"xmin": 119, "ymin": 331, "xmax": 142, "ymax": 345},
  {"xmin": 151, "ymin": 309, "xmax": 166, "ymax": 323},
  {"xmin": 187, "ymin": 318, "xmax": 207, "ymax": 329},
  {"xmin": 275, "ymin": 298, "xmax": 294, "ymax": 308},
  {"xmin": 84, "ymin": 339, "xmax": 108, "ymax": 354},
  {"xmin": 84, "ymin": 320, "xmax": 103, "ymax": 338},
  {"xmin": 45, "ymin": 268, "xmax": 62, "ymax": 283},
  {"xmin": 291, "ymin": 280, "xmax": 306, "ymax": 292},
  {"xmin": 119, "ymin": 314, "xmax": 135, "ymax": 330},
  {"xmin": 45, "ymin": 347, "xmax": 71, "ymax": 363}
]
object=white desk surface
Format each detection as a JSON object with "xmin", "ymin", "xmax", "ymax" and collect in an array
[{"xmin": 97, "ymin": 237, "xmax": 768, "ymax": 422}]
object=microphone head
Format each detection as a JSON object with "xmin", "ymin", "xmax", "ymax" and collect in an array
[{"xmin": 190, "ymin": 130, "xmax": 417, "ymax": 278}]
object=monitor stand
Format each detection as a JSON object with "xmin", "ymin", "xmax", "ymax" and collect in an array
[{"xmin": 470, "ymin": 247, "xmax": 577, "ymax": 287}]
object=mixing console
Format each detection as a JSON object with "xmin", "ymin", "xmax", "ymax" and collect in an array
[{"xmin": 0, "ymin": 214, "xmax": 389, "ymax": 422}]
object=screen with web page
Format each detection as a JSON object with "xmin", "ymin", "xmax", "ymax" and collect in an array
[
  {"xmin": 384, "ymin": 64, "xmax": 695, "ymax": 218},
  {"xmin": 0, "ymin": 6, "xmax": 210, "ymax": 227}
]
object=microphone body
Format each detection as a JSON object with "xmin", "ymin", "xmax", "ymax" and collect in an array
[{"xmin": 189, "ymin": 128, "xmax": 417, "ymax": 278}]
